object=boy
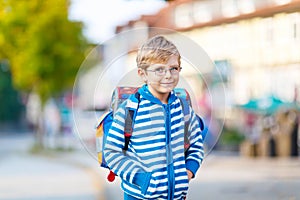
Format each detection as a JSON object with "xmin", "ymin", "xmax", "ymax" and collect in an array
[{"xmin": 104, "ymin": 35, "xmax": 204, "ymax": 200}]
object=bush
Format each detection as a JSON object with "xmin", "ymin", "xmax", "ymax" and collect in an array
[{"xmin": 219, "ymin": 128, "xmax": 245, "ymax": 146}]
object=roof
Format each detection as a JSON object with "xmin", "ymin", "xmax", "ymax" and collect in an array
[{"xmin": 115, "ymin": 0, "xmax": 300, "ymax": 34}]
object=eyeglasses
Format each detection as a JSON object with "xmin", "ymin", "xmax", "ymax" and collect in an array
[{"xmin": 146, "ymin": 65, "xmax": 182, "ymax": 76}]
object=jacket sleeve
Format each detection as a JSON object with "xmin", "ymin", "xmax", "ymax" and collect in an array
[
  {"xmin": 185, "ymin": 109, "xmax": 205, "ymax": 178},
  {"xmin": 103, "ymin": 105, "xmax": 152, "ymax": 190}
]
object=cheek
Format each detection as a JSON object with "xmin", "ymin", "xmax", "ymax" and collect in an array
[
  {"xmin": 147, "ymin": 74, "xmax": 161, "ymax": 82},
  {"xmin": 173, "ymin": 76, "xmax": 179, "ymax": 84}
]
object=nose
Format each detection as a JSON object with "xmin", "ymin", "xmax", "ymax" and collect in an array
[{"xmin": 164, "ymin": 69, "xmax": 172, "ymax": 78}]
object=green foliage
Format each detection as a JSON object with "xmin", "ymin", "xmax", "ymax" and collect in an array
[
  {"xmin": 0, "ymin": 0, "xmax": 89, "ymax": 103},
  {"xmin": 0, "ymin": 61, "xmax": 24, "ymax": 121},
  {"xmin": 219, "ymin": 127, "xmax": 245, "ymax": 146}
]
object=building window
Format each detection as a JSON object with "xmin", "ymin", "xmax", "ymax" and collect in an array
[
  {"xmin": 274, "ymin": 0, "xmax": 292, "ymax": 6},
  {"xmin": 290, "ymin": 12, "xmax": 300, "ymax": 40},
  {"xmin": 175, "ymin": 3, "xmax": 193, "ymax": 28},
  {"xmin": 222, "ymin": 0, "xmax": 239, "ymax": 18},
  {"xmin": 238, "ymin": 0, "xmax": 255, "ymax": 14},
  {"xmin": 193, "ymin": 1, "xmax": 212, "ymax": 24},
  {"xmin": 264, "ymin": 17, "xmax": 274, "ymax": 46}
]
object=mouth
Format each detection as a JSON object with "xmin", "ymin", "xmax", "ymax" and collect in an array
[
  {"xmin": 161, "ymin": 82, "xmax": 174, "ymax": 85},
  {"xmin": 160, "ymin": 82, "xmax": 174, "ymax": 88}
]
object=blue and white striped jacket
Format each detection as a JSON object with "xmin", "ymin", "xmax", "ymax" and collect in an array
[{"xmin": 104, "ymin": 84, "xmax": 204, "ymax": 200}]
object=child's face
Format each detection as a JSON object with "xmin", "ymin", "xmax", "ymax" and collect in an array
[{"xmin": 139, "ymin": 55, "xmax": 181, "ymax": 98}]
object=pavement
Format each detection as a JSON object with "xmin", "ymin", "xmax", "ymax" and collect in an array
[
  {"xmin": 188, "ymin": 153, "xmax": 300, "ymax": 200},
  {"xmin": 0, "ymin": 132, "xmax": 300, "ymax": 200},
  {"xmin": 0, "ymin": 132, "xmax": 104, "ymax": 200}
]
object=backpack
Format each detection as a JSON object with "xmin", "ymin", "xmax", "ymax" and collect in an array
[{"xmin": 95, "ymin": 86, "xmax": 206, "ymax": 182}]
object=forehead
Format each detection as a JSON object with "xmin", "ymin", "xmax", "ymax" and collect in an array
[
  {"xmin": 151, "ymin": 55, "xmax": 179, "ymax": 66},
  {"xmin": 165, "ymin": 55, "xmax": 180, "ymax": 65}
]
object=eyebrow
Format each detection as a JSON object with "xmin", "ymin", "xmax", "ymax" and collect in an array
[{"xmin": 151, "ymin": 64, "xmax": 179, "ymax": 68}]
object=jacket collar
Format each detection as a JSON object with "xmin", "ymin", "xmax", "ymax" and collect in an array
[{"xmin": 138, "ymin": 84, "xmax": 177, "ymax": 105}]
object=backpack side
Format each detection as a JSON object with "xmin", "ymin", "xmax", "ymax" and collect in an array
[
  {"xmin": 96, "ymin": 86, "xmax": 140, "ymax": 182},
  {"xmin": 96, "ymin": 111, "xmax": 113, "ymax": 168},
  {"xmin": 95, "ymin": 111, "xmax": 117, "ymax": 182}
]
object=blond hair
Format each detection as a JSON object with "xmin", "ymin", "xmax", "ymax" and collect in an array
[{"xmin": 136, "ymin": 35, "xmax": 181, "ymax": 69}]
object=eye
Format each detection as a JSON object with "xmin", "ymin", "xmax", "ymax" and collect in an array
[
  {"xmin": 170, "ymin": 66, "xmax": 180, "ymax": 72},
  {"xmin": 155, "ymin": 67, "xmax": 165, "ymax": 73}
]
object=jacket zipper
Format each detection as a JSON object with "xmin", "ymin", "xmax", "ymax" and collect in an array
[{"xmin": 164, "ymin": 104, "xmax": 174, "ymax": 200}]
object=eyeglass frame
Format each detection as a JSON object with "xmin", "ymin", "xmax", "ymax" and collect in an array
[{"xmin": 143, "ymin": 64, "xmax": 182, "ymax": 76}]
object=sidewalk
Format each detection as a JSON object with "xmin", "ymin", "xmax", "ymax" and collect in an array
[
  {"xmin": 63, "ymin": 150, "xmax": 300, "ymax": 200},
  {"xmin": 1, "ymin": 133, "xmax": 299, "ymax": 200},
  {"xmin": 46, "ymin": 149, "xmax": 124, "ymax": 200},
  {"xmin": 0, "ymin": 133, "xmax": 104, "ymax": 200},
  {"xmin": 187, "ymin": 153, "xmax": 300, "ymax": 200}
]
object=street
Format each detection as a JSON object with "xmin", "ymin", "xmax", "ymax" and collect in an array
[
  {"xmin": 0, "ymin": 132, "xmax": 300, "ymax": 200},
  {"xmin": 0, "ymin": 132, "xmax": 103, "ymax": 200},
  {"xmin": 188, "ymin": 154, "xmax": 300, "ymax": 200}
]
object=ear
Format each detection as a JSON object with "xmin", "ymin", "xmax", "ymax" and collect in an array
[{"xmin": 138, "ymin": 68, "xmax": 147, "ymax": 83}]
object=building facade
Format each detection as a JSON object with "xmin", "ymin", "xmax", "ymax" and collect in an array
[{"xmin": 115, "ymin": 0, "xmax": 300, "ymax": 105}]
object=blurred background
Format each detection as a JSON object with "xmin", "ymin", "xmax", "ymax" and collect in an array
[{"xmin": 1, "ymin": 0, "xmax": 300, "ymax": 199}]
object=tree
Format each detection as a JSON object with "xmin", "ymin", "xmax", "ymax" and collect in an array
[
  {"xmin": 0, "ymin": 60, "xmax": 24, "ymax": 122},
  {"xmin": 0, "ymin": 0, "xmax": 89, "ymax": 147}
]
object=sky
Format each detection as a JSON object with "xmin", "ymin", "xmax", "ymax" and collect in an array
[{"xmin": 69, "ymin": 0, "xmax": 166, "ymax": 43}]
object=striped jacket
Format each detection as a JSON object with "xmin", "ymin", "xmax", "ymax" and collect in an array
[{"xmin": 104, "ymin": 84, "xmax": 204, "ymax": 200}]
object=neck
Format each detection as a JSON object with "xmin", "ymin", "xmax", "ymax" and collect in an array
[{"xmin": 148, "ymin": 87, "xmax": 169, "ymax": 104}]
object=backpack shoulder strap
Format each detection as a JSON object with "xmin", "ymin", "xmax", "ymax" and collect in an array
[
  {"xmin": 123, "ymin": 92, "xmax": 140, "ymax": 151},
  {"xmin": 178, "ymin": 97, "xmax": 191, "ymax": 150},
  {"xmin": 178, "ymin": 97, "xmax": 190, "ymax": 120},
  {"xmin": 179, "ymin": 97, "xmax": 207, "ymax": 148}
]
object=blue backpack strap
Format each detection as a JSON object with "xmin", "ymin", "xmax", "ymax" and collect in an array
[
  {"xmin": 179, "ymin": 96, "xmax": 207, "ymax": 151},
  {"xmin": 178, "ymin": 97, "xmax": 191, "ymax": 150},
  {"xmin": 123, "ymin": 92, "xmax": 140, "ymax": 151}
]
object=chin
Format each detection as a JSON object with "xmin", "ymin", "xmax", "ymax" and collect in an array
[{"xmin": 159, "ymin": 86, "xmax": 174, "ymax": 93}]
